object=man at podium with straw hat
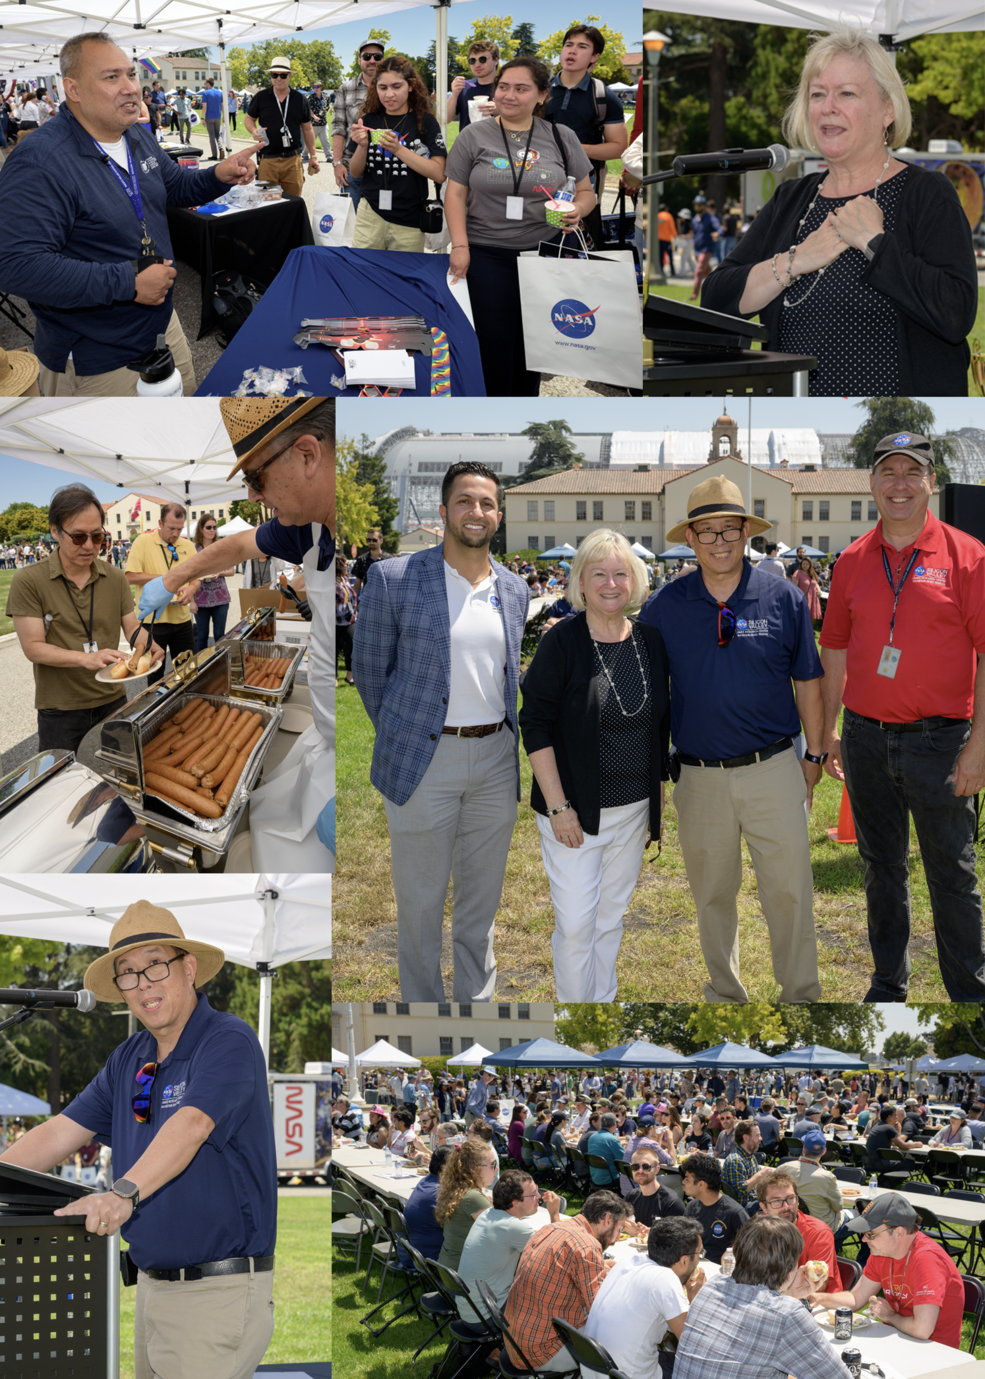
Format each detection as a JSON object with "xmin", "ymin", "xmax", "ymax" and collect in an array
[
  {"xmin": 820, "ymin": 431, "xmax": 985, "ymax": 1002},
  {"xmin": 0, "ymin": 900, "xmax": 277, "ymax": 1379}
]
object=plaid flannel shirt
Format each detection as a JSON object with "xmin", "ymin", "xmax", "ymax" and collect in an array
[
  {"xmin": 503, "ymin": 1215, "xmax": 605, "ymax": 1368},
  {"xmin": 331, "ymin": 76, "xmax": 369, "ymax": 158},
  {"xmin": 721, "ymin": 1146, "xmax": 760, "ymax": 1209},
  {"xmin": 674, "ymin": 1276, "xmax": 852, "ymax": 1379}
]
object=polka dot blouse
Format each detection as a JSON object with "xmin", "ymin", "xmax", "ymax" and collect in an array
[
  {"xmin": 778, "ymin": 164, "xmax": 911, "ymax": 397},
  {"xmin": 596, "ymin": 625, "xmax": 651, "ymax": 809}
]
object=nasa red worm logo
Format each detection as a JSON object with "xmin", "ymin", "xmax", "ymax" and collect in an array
[{"xmin": 551, "ymin": 298, "xmax": 600, "ymax": 339}]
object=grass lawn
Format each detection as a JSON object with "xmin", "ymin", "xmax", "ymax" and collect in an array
[
  {"xmin": 0, "ymin": 569, "xmax": 14, "ymax": 636},
  {"xmin": 117, "ymin": 1197, "xmax": 330, "ymax": 1379},
  {"xmin": 333, "ymin": 1189, "xmax": 985, "ymax": 1378},
  {"xmin": 645, "ymin": 282, "xmax": 985, "ymax": 396},
  {"xmin": 334, "ymin": 650, "xmax": 959, "ymax": 1003}
]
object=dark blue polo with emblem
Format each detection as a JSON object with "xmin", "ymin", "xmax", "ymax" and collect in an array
[
  {"xmin": 638, "ymin": 558, "xmax": 822, "ymax": 760},
  {"xmin": 63, "ymin": 992, "xmax": 277, "ymax": 1271}
]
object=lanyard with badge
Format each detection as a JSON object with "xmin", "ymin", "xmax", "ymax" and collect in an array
[
  {"xmin": 377, "ymin": 114, "xmax": 408, "ymax": 212},
  {"xmin": 60, "ymin": 575, "xmax": 98, "ymax": 654},
  {"xmin": 499, "ymin": 119, "xmax": 534, "ymax": 220},
  {"xmin": 877, "ymin": 546, "xmax": 921, "ymax": 678},
  {"xmin": 273, "ymin": 89, "xmax": 292, "ymax": 151},
  {"xmin": 92, "ymin": 134, "xmax": 156, "ymax": 258}
]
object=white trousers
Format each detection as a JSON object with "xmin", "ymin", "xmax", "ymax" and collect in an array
[{"xmin": 538, "ymin": 797, "xmax": 649, "ymax": 1002}]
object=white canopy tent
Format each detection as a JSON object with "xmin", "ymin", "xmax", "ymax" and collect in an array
[
  {"xmin": 646, "ymin": 2, "xmax": 985, "ymax": 38},
  {"xmin": 216, "ymin": 514, "xmax": 255, "ymax": 536},
  {"xmin": 355, "ymin": 1038, "xmax": 421, "ymax": 1068},
  {"xmin": 446, "ymin": 1042, "xmax": 494, "ymax": 1066},
  {"xmin": 0, "ymin": 872, "xmax": 331, "ymax": 1067},
  {"xmin": 0, "ymin": 398, "xmax": 248, "ymax": 508}
]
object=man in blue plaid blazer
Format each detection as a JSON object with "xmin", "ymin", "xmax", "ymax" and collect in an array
[{"xmin": 353, "ymin": 462, "xmax": 530, "ymax": 1001}]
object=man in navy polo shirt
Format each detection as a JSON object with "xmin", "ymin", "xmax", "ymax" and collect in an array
[
  {"xmin": 639, "ymin": 474, "xmax": 825, "ymax": 1003},
  {"xmin": 0, "ymin": 900, "xmax": 277, "ymax": 1379}
]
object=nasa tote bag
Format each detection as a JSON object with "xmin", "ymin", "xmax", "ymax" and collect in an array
[
  {"xmin": 516, "ymin": 239, "xmax": 642, "ymax": 390},
  {"xmin": 312, "ymin": 193, "xmax": 356, "ymax": 249}
]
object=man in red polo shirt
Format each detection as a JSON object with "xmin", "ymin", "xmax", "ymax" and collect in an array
[
  {"xmin": 756, "ymin": 1170, "xmax": 839, "ymax": 1293},
  {"xmin": 820, "ymin": 1193, "xmax": 964, "ymax": 1348},
  {"xmin": 819, "ymin": 432, "xmax": 985, "ymax": 1001}
]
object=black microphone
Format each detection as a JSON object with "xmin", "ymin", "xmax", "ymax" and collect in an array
[
  {"xmin": 672, "ymin": 145, "xmax": 791, "ymax": 176},
  {"xmin": 0, "ymin": 988, "xmax": 97, "ymax": 1011}
]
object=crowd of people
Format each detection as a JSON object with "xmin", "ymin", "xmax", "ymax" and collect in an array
[{"xmin": 334, "ymin": 1057, "xmax": 981, "ymax": 1377}]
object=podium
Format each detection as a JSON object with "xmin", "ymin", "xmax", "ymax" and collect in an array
[
  {"xmin": 643, "ymin": 294, "xmax": 816, "ymax": 396},
  {"xmin": 0, "ymin": 1161, "xmax": 119, "ymax": 1379}
]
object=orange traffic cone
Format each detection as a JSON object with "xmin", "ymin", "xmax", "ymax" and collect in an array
[{"xmin": 827, "ymin": 784, "xmax": 857, "ymax": 844}]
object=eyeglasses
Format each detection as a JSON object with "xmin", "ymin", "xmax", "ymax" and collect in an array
[
  {"xmin": 113, "ymin": 955, "xmax": 184, "ymax": 992},
  {"xmin": 132, "ymin": 1061, "xmax": 158, "ymax": 1123},
  {"xmin": 632, "ymin": 1164, "xmax": 655, "ymax": 1173},
  {"xmin": 694, "ymin": 526, "xmax": 744, "ymax": 545},
  {"xmin": 861, "ymin": 1226, "xmax": 890, "ymax": 1241},
  {"xmin": 203, "ymin": 524, "xmax": 217, "ymax": 531},
  {"xmin": 60, "ymin": 527, "xmax": 109, "ymax": 548},
  {"xmin": 765, "ymin": 1196, "xmax": 799, "ymax": 1209},
  {"xmin": 469, "ymin": 55, "xmax": 491, "ymax": 64},
  {"xmin": 242, "ymin": 438, "xmax": 292, "ymax": 496},
  {"xmin": 717, "ymin": 603, "xmax": 737, "ymax": 648}
]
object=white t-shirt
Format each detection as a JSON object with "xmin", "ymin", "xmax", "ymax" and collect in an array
[
  {"xmin": 444, "ymin": 560, "xmax": 507, "ymax": 726},
  {"xmin": 95, "ymin": 135, "xmax": 130, "ymax": 171},
  {"xmin": 583, "ymin": 1252, "xmax": 688, "ymax": 1379},
  {"xmin": 456, "ymin": 1207, "xmax": 541, "ymax": 1322}
]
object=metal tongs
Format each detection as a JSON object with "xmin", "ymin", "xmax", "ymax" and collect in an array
[{"xmin": 278, "ymin": 574, "xmax": 312, "ymax": 621}]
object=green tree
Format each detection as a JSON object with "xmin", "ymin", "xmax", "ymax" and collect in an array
[
  {"xmin": 0, "ymin": 503, "xmax": 50, "ymax": 544},
  {"xmin": 345, "ymin": 29, "xmax": 395, "ymax": 80},
  {"xmin": 912, "ymin": 1003, "xmax": 985, "ymax": 1057},
  {"xmin": 458, "ymin": 15, "xmax": 518, "ymax": 72},
  {"xmin": 501, "ymin": 421, "xmax": 584, "ymax": 491},
  {"xmin": 882, "ymin": 1032, "xmax": 928, "ymax": 1063},
  {"xmin": 908, "ymin": 33, "xmax": 985, "ymax": 135},
  {"xmin": 773, "ymin": 1005, "xmax": 884, "ymax": 1058},
  {"xmin": 227, "ymin": 961, "xmax": 333, "ymax": 1071},
  {"xmin": 555, "ymin": 1005, "xmax": 625, "ymax": 1054},
  {"xmin": 845, "ymin": 398, "xmax": 954, "ymax": 487},
  {"xmin": 349, "ymin": 434, "xmax": 400, "ymax": 549},
  {"xmin": 511, "ymin": 23, "xmax": 538, "ymax": 58},
  {"xmin": 227, "ymin": 38, "xmax": 342, "ymax": 92},
  {"xmin": 686, "ymin": 1003, "xmax": 788, "ymax": 1050},
  {"xmin": 539, "ymin": 16, "xmax": 628, "ymax": 83},
  {"xmin": 427, "ymin": 37, "xmax": 464, "ymax": 88},
  {"xmin": 228, "ymin": 498, "xmax": 267, "ymax": 525},
  {"xmin": 336, "ymin": 440, "xmax": 379, "ymax": 548},
  {"xmin": 618, "ymin": 1004, "xmax": 707, "ymax": 1055}
]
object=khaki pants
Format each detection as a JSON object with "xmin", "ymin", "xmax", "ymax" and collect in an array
[
  {"xmin": 134, "ymin": 1266, "xmax": 274, "ymax": 1379},
  {"xmin": 353, "ymin": 198, "xmax": 425, "ymax": 252},
  {"xmin": 673, "ymin": 746, "xmax": 820, "ymax": 1002},
  {"xmin": 38, "ymin": 310, "xmax": 196, "ymax": 397},
  {"xmin": 257, "ymin": 153, "xmax": 304, "ymax": 198}
]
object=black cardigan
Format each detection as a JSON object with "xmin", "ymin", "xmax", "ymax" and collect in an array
[
  {"xmin": 518, "ymin": 612, "xmax": 670, "ymax": 841},
  {"xmin": 700, "ymin": 163, "xmax": 977, "ymax": 396}
]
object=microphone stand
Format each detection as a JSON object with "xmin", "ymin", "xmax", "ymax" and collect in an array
[{"xmin": 0, "ymin": 1000, "xmax": 44, "ymax": 1035}]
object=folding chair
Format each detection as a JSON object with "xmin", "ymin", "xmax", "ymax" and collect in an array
[
  {"xmin": 551, "ymin": 1318, "xmax": 619, "ymax": 1376},
  {"xmin": 943, "ymin": 1190, "xmax": 985, "ymax": 1275},
  {"xmin": 778, "ymin": 1137, "xmax": 803, "ymax": 1159},
  {"xmin": 427, "ymin": 1262, "xmax": 502, "ymax": 1379},
  {"xmin": 909, "ymin": 1201, "xmax": 968, "ymax": 1267},
  {"xmin": 587, "ymin": 1154, "xmax": 620, "ymax": 1192},
  {"xmin": 474, "ymin": 1280, "xmax": 578, "ymax": 1379},
  {"xmin": 831, "ymin": 1165, "xmax": 866, "ymax": 1184},
  {"xmin": 404, "ymin": 1244, "xmax": 456, "ymax": 1366},
  {"xmin": 963, "ymin": 1274, "xmax": 985, "ymax": 1353},
  {"xmin": 331, "ymin": 1189, "xmax": 370, "ymax": 1270},
  {"xmin": 359, "ymin": 1204, "xmax": 426, "ymax": 1336},
  {"xmin": 567, "ymin": 1146, "xmax": 592, "ymax": 1196},
  {"xmin": 877, "ymin": 1148, "xmax": 915, "ymax": 1190},
  {"xmin": 836, "ymin": 1256, "xmax": 862, "ymax": 1291},
  {"xmin": 930, "ymin": 1148, "xmax": 970, "ymax": 1194}
]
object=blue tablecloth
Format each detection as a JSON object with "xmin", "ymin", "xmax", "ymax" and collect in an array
[{"xmin": 196, "ymin": 245, "xmax": 485, "ymax": 397}]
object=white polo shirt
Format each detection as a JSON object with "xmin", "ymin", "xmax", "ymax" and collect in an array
[{"xmin": 444, "ymin": 560, "xmax": 507, "ymax": 727}]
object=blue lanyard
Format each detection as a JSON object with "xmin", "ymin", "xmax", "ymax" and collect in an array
[
  {"xmin": 881, "ymin": 545, "xmax": 921, "ymax": 646},
  {"xmin": 93, "ymin": 136, "xmax": 153, "ymax": 251}
]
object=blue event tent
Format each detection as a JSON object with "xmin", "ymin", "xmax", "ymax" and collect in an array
[
  {"xmin": 768, "ymin": 1045, "xmax": 869, "ymax": 1070},
  {"xmin": 0, "ymin": 1083, "xmax": 51, "ymax": 1116},
  {"xmin": 689, "ymin": 1040, "xmax": 786, "ymax": 1070},
  {"xmin": 595, "ymin": 1040, "xmax": 692, "ymax": 1069},
  {"xmin": 489, "ymin": 1039, "xmax": 603, "ymax": 1070}
]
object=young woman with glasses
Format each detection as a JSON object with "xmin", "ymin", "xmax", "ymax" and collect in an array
[{"xmin": 192, "ymin": 513, "xmax": 234, "ymax": 652}]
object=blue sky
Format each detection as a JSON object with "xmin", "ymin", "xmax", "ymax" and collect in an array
[
  {"xmin": 3, "ymin": 397, "xmax": 983, "ymax": 504},
  {"xmin": 215, "ymin": 3, "xmax": 641, "ymax": 65}
]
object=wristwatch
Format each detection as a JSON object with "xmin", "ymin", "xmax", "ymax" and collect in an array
[
  {"xmin": 803, "ymin": 751, "xmax": 829, "ymax": 766},
  {"xmin": 112, "ymin": 1178, "xmax": 140, "ymax": 1212}
]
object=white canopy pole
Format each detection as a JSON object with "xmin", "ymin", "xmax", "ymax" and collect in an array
[
  {"xmin": 346, "ymin": 1004, "xmax": 364, "ymax": 1108},
  {"xmin": 256, "ymin": 887, "xmax": 276, "ymax": 1069},
  {"xmin": 434, "ymin": 0, "xmax": 448, "ymax": 139},
  {"xmin": 217, "ymin": 19, "xmax": 231, "ymax": 154}
]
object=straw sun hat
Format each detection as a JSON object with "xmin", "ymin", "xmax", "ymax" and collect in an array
[
  {"xmin": 665, "ymin": 474, "xmax": 773, "ymax": 545},
  {"xmin": 84, "ymin": 900, "xmax": 225, "ymax": 1003},
  {"xmin": 220, "ymin": 397, "xmax": 323, "ymax": 481},
  {"xmin": 0, "ymin": 346, "xmax": 40, "ymax": 397}
]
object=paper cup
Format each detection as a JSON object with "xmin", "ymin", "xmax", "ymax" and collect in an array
[
  {"xmin": 371, "ymin": 128, "xmax": 388, "ymax": 146},
  {"xmin": 545, "ymin": 199, "xmax": 567, "ymax": 229}
]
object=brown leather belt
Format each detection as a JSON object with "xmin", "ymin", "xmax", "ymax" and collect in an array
[{"xmin": 441, "ymin": 721, "xmax": 505, "ymax": 738}]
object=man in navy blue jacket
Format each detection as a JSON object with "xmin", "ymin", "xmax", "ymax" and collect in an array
[{"xmin": 0, "ymin": 32, "xmax": 263, "ymax": 395}]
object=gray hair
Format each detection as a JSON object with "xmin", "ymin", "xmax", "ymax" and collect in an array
[
  {"xmin": 260, "ymin": 399, "xmax": 336, "ymax": 462},
  {"xmin": 60, "ymin": 31, "xmax": 119, "ymax": 81},
  {"xmin": 782, "ymin": 27, "xmax": 912, "ymax": 150}
]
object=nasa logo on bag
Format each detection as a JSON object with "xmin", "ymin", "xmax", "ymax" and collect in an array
[
  {"xmin": 319, "ymin": 213, "xmax": 335, "ymax": 235},
  {"xmin": 189, "ymin": 110, "xmax": 201, "ymax": 126},
  {"xmin": 893, "ymin": 434, "xmax": 912, "ymax": 446},
  {"xmin": 551, "ymin": 299, "xmax": 599, "ymax": 339}
]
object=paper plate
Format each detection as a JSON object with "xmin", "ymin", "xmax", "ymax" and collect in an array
[
  {"xmin": 95, "ymin": 660, "xmax": 156, "ymax": 684},
  {"xmin": 816, "ymin": 1309, "xmax": 870, "ymax": 1329}
]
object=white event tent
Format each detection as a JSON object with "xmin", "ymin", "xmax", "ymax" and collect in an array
[
  {"xmin": 649, "ymin": 2, "xmax": 984, "ymax": 37},
  {"xmin": 355, "ymin": 1039, "xmax": 421, "ymax": 1068},
  {"xmin": 0, "ymin": 872, "xmax": 331, "ymax": 1067},
  {"xmin": 447, "ymin": 1043, "xmax": 494, "ymax": 1067}
]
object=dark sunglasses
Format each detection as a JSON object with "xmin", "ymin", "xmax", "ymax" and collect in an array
[
  {"xmin": 133, "ymin": 1061, "xmax": 158, "ymax": 1123},
  {"xmin": 469, "ymin": 55, "xmax": 491, "ymax": 64},
  {"xmin": 242, "ymin": 438, "xmax": 292, "ymax": 496},
  {"xmin": 632, "ymin": 1163, "xmax": 655, "ymax": 1172},
  {"xmin": 203, "ymin": 524, "xmax": 217, "ymax": 530},
  {"xmin": 717, "ymin": 603, "xmax": 737, "ymax": 648},
  {"xmin": 60, "ymin": 526, "xmax": 109, "ymax": 548}
]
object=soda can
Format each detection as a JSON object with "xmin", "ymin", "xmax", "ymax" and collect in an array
[
  {"xmin": 841, "ymin": 1346, "xmax": 862, "ymax": 1377},
  {"xmin": 834, "ymin": 1308, "xmax": 854, "ymax": 1342}
]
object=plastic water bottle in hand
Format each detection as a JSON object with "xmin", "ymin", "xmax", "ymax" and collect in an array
[{"xmin": 555, "ymin": 175, "xmax": 578, "ymax": 205}]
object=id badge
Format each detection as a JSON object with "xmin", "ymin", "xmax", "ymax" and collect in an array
[
  {"xmin": 83, "ymin": 641, "xmax": 98, "ymax": 655},
  {"xmin": 506, "ymin": 196, "xmax": 524, "ymax": 220},
  {"xmin": 378, "ymin": 190, "xmax": 393, "ymax": 211},
  {"xmin": 877, "ymin": 644, "xmax": 902, "ymax": 679}
]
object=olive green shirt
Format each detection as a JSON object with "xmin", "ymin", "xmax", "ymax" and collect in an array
[
  {"xmin": 437, "ymin": 1188, "xmax": 490, "ymax": 1272},
  {"xmin": 6, "ymin": 546, "xmax": 135, "ymax": 710}
]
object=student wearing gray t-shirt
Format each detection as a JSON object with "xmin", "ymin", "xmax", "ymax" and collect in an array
[{"xmin": 445, "ymin": 56, "xmax": 594, "ymax": 397}]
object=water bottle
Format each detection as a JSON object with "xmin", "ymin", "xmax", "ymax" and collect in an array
[
  {"xmin": 868, "ymin": 1172, "xmax": 878, "ymax": 1195},
  {"xmin": 720, "ymin": 1247, "xmax": 735, "ymax": 1278},
  {"xmin": 127, "ymin": 333, "xmax": 183, "ymax": 396},
  {"xmin": 384, "ymin": 1145, "xmax": 393, "ymax": 1172},
  {"xmin": 555, "ymin": 175, "xmax": 578, "ymax": 205}
]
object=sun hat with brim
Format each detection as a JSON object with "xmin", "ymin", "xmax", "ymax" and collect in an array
[
  {"xmin": 220, "ymin": 397, "xmax": 323, "ymax": 480},
  {"xmin": 0, "ymin": 346, "xmax": 40, "ymax": 397},
  {"xmin": 267, "ymin": 56, "xmax": 293, "ymax": 74},
  {"xmin": 369, "ymin": 1105, "xmax": 390, "ymax": 1118},
  {"xmin": 872, "ymin": 432, "xmax": 934, "ymax": 469},
  {"xmin": 666, "ymin": 474, "xmax": 772, "ymax": 545},
  {"xmin": 84, "ymin": 900, "xmax": 225, "ymax": 1003},
  {"xmin": 842, "ymin": 1192, "xmax": 917, "ymax": 1235}
]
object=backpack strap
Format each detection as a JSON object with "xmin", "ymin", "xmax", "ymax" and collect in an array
[{"xmin": 544, "ymin": 116, "xmax": 569, "ymax": 177}]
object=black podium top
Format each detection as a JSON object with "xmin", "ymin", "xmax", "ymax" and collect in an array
[{"xmin": 0, "ymin": 1159, "xmax": 93, "ymax": 1215}]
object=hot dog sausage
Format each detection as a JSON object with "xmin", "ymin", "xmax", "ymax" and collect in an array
[
  {"xmin": 145, "ymin": 774, "xmax": 222, "ymax": 818},
  {"xmin": 144, "ymin": 763, "xmax": 199, "ymax": 791},
  {"xmin": 215, "ymin": 724, "xmax": 265, "ymax": 809}
]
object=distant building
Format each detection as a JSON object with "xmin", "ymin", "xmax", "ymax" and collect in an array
[
  {"xmin": 102, "ymin": 492, "xmax": 230, "ymax": 540},
  {"xmin": 331, "ymin": 1002, "xmax": 555, "ymax": 1059}
]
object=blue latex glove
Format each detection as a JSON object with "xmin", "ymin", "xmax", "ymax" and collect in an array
[
  {"xmin": 316, "ymin": 797, "xmax": 335, "ymax": 856},
  {"xmin": 138, "ymin": 576, "xmax": 173, "ymax": 620}
]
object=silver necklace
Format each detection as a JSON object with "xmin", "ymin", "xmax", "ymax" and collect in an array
[
  {"xmin": 783, "ymin": 146, "xmax": 891, "ymax": 310},
  {"xmin": 592, "ymin": 624, "xmax": 649, "ymax": 718}
]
